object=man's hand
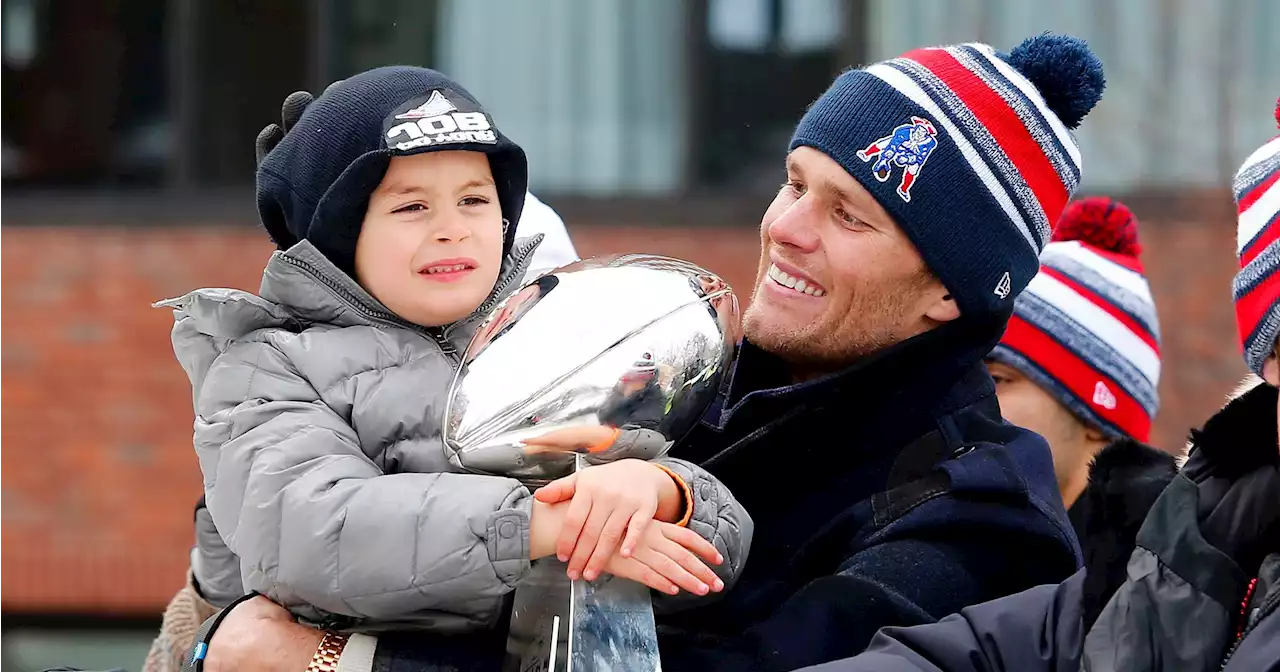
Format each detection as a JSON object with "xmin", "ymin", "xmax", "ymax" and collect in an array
[
  {"xmin": 535, "ymin": 459, "xmax": 685, "ymax": 581},
  {"xmin": 203, "ymin": 595, "xmax": 323, "ymax": 672}
]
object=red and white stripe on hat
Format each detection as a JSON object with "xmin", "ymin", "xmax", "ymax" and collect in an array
[
  {"xmin": 1232, "ymin": 99, "xmax": 1280, "ymax": 375},
  {"xmin": 992, "ymin": 198, "xmax": 1160, "ymax": 441}
]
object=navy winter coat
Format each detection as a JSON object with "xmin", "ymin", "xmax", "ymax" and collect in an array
[{"xmin": 809, "ymin": 378, "xmax": 1280, "ymax": 672}]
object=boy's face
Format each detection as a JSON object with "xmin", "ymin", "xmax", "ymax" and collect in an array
[{"xmin": 355, "ymin": 151, "xmax": 505, "ymax": 327}]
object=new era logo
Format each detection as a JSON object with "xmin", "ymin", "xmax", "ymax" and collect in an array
[
  {"xmin": 1092, "ymin": 381, "xmax": 1117, "ymax": 410},
  {"xmin": 395, "ymin": 90, "xmax": 458, "ymax": 120},
  {"xmin": 993, "ymin": 272, "xmax": 1012, "ymax": 300}
]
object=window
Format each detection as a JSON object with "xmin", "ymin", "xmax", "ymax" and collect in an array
[
  {"xmin": 2, "ymin": 0, "xmax": 169, "ymax": 186},
  {"xmin": 691, "ymin": 0, "xmax": 860, "ymax": 193}
]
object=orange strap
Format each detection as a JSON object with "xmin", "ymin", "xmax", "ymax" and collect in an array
[
  {"xmin": 585, "ymin": 427, "xmax": 623, "ymax": 454},
  {"xmin": 652, "ymin": 463, "xmax": 694, "ymax": 527}
]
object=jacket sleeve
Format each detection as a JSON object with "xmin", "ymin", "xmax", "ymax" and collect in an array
[
  {"xmin": 194, "ymin": 339, "xmax": 534, "ymax": 621},
  {"xmin": 798, "ymin": 570, "xmax": 1086, "ymax": 672},
  {"xmin": 658, "ymin": 519, "xmax": 1076, "ymax": 671},
  {"xmin": 651, "ymin": 456, "xmax": 754, "ymax": 610},
  {"xmin": 191, "ymin": 497, "xmax": 245, "ymax": 608}
]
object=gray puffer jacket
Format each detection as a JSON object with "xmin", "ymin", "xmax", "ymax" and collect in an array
[{"xmin": 159, "ymin": 238, "xmax": 752, "ymax": 633}]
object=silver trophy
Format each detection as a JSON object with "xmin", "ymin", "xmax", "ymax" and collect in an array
[{"xmin": 442, "ymin": 254, "xmax": 739, "ymax": 671}]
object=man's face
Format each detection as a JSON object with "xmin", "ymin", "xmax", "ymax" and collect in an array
[
  {"xmin": 985, "ymin": 360, "xmax": 1088, "ymax": 479},
  {"xmin": 983, "ymin": 355, "xmax": 1105, "ymax": 501},
  {"xmin": 1263, "ymin": 341, "xmax": 1280, "ymax": 450},
  {"xmin": 742, "ymin": 146, "xmax": 952, "ymax": 368}
]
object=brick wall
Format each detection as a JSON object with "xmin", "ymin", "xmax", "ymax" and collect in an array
[{"xmin": 0, "ymin": 213, "xmax": 1249, "ymax": 614}]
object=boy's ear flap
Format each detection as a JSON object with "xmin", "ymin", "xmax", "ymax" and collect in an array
[{"xmin": 256, "ymin": 174, "xmax": 298, "ymax": 251}]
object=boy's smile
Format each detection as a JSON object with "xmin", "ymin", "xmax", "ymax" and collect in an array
[{"xmin": 419, "ymin": 257, "xmax": 479, "ymax": 283}]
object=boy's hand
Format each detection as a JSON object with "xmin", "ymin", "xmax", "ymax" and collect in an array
[
  {"xmin": 604, "ymin": 522, "xmax": 725, "ymax": 597},
  {"xmin": 534, "ymin": 459, "xmax": 686, "ymax": 581}
]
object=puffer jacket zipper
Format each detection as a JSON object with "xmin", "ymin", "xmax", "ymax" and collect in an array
[
  {"xmin": 477, "ymin": 234, "xmax": 543, "ymax": 316},
  {"xmin": 443, "ymin": 234, "xmax": 543, "ymax": 342},
  {"xmin": 1220, "ymin": 577, "xmax": 1279, "ymax": 669}
]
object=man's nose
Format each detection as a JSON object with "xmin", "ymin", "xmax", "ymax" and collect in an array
[{"xmin": 767, "ymin": 196, "xmax": 821, "ymax": 252}]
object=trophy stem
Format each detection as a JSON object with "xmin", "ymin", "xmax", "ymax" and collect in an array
[{"xmin": 504, "ymin": 455, "xmax": 662, "ymax": 672}]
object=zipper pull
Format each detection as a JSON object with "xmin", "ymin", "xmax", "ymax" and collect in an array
[{"xmin": 432, "ymin": 330, "xmax": 456, "ymax": 355}]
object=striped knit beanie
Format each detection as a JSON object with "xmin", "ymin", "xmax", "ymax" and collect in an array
[
  {"xmin": 1233, "ymin": 98, "xmax": 1280, "ymax": 375},
  {"xmin": 989, "ymin": 198, "xmax": 1161, "ymax": 442},
  {"xmin": 790, "ymin": 33, "xmax": 1105, "ymax": 315}
]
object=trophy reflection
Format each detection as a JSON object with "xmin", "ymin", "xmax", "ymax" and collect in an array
[{"xmin": 442, "ymin": 255, "xmax": 739, "ymax": 671}]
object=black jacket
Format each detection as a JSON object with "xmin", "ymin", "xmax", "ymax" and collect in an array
[
  {"xmin": 1067, "ymin": 438, "xmax": 1178, "ymax": 630},
  {"xmin": 814, "ymin": 378, "xmax": 1280, "ymax": 672}
]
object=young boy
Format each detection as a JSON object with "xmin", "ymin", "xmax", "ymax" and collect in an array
[{"xmin": 158, "ymin": 67, "xmax": 751, "ymax": 638}]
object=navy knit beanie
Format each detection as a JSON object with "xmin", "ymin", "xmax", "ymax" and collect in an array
[
  {"xmin": 790, "ymin": 34, "xmax": 1105, "ymax": 316},
  {"xmin": 256, "ymin": 66, "xmax": 528, "ymax": 273}
]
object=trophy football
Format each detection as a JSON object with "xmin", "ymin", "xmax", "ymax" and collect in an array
[{"xmin": 442, "ymin": 254, "xmax": 739, "ymax": 671}]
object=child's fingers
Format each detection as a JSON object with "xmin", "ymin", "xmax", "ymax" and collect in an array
[
  {"xmin": 632, "ymin": 544, "xmax": 709, "ymax": 596},
  {"xmin": 555, "ymin": 495, "xmax": 591, "ymax": 563},
  {"xmin": 653, "ymin": 533, "xmax": 722, "ymax": 592},
  {"xmin": 534, "ymin": 474, "xmax": 577, "ymax": 504},
  {"xmin": 606, "ymin": 556, "xmax": 678, "ymax": 595},
  {"xmin": 582, "ymin": 508, "xmax": 631, "ymax": 581},
  {"xmin": 620, "ymin": 510, "xmax": 652, "ymax": 558},
  {"xmin": 566, "ymin": 505, "xmax": 610, "ymax": 580},
  {"xmin": 662, "ymin": 524, "xmax": 724, "ymax": 566}
]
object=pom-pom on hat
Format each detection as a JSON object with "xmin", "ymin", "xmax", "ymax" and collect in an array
[
  {"xmin": 990, "ymin": 197, "xmax": 1161, "ymax": 441},
  {"xmin": 790, "ymin": 33, "xmax": 1105, "ymax": 316},
  {"xmin": 1232, "ymin": 97, "xmax": 1280, "ymax": 375}
]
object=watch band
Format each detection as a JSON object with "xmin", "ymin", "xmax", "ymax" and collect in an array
[{"xmin": 306, "ymin": 630, "xmax": 350, "ymax": 672}]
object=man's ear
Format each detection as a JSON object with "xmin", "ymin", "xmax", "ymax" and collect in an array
[
  {"xmin": 924, "ymin": 291, "xmax": 961, "ymax": 323},
  {"xmin": 1263, "ymin": 352, "xmax": 1280, "ymax": 387},
  {"xmin": 1083, "ymin": 424, "xmax": 1109, "ymax": 445}
]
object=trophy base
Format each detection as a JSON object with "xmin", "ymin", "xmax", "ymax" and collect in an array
[{"xmin": 505, "ymin": 558, "xmax": 661, "ymax": 672}]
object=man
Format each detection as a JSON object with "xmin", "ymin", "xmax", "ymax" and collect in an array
[
  {"xmin": 807, "ymin": 96, "xmax": 1280, "ymax": 672},
  {"xmin": 192, "ymin": 33, "xmax": 1107, "ymax": 671},
  {"xmin": 985, "ymin": 196, "xmax": 1177, "ymax": 627}
]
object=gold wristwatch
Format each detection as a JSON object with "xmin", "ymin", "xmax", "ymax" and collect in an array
[{"xmin": 306, "ymin": 631, "xmax": 350, "ymax": 672}]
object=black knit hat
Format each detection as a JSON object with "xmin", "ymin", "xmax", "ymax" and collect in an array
[{"xmin": 256, "ymin": 66, "xmax": 528, "ymax": 273}]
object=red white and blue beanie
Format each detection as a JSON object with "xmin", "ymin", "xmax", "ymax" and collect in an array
[
  {"xmin": 790, "ymin": 34, "xmax": 1105, "ymax": 316},
  {"xmin": 989, "ymin": 198, "xmax": 1161, "ymax": 442},
  {"xmin": 1232, "ymin": 98, "xmax": 1280, "ymax": 376}
]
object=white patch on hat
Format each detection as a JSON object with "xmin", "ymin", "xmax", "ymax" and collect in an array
[
  {"xmin": 395, "ymin": 90, "xmax": 458, "ymax": 120},
  {"xmin": 993, "ymin": 271, "xmax": 1012, "ymax": 299},
  {"xmin": 1092, "ymin": 380, "xmax": 1117, "ymax": 410},
  {"xmin": 384, "ymin": 89, "xmax": 497, "ymax": 152}
]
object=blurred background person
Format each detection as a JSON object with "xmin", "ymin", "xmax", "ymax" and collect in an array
[{"xmin": 985, "ymin": 196, "xmax": 1177, "ymax": 629}]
